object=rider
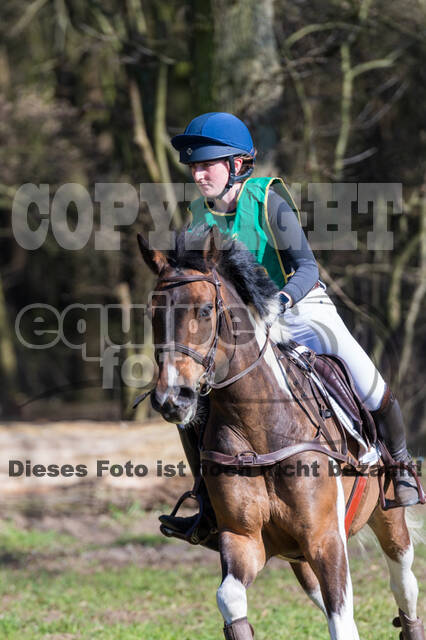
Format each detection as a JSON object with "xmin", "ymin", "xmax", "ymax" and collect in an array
[{"xmin": 159, "ymin": 112, "xmax": 422, "ymax": 542}]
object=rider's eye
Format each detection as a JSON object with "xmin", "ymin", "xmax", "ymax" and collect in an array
[{"xmin": 198, "ymin": 304, "xmax": 213, "ymax": 319}]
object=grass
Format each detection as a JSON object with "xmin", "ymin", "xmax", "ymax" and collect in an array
[
  {"xmin": 108, "ymin": 502, "xmax": 147, "ymax": 523},
  {"xmin": 0, "ymin": 521, "xmax": 76, "ymax": 562},
  {"xmin": 113, "ymin": 532, "xmax": 169, "ymax": 546},
  {"xmin": 0, "ymin": 518, "xmax": 424, "ymax": 639}
]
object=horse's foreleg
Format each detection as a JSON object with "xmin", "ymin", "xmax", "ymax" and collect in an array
[
  {"xmin": 369, "ymin": 506, "xmax": 425, "ymax": 639},
  {"xmin": 216, "ymin": 531, "xmax": 265, "ymax": 640},
  {"xmin": 290, "ymin": 561, "xmax": 326, "ymax": 614},
  {"xmin": 302, "ymin": 477, "xmax": 360, "ymax": 640}
]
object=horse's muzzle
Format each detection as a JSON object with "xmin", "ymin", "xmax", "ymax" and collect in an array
[{"xmin": 151, "ymin": 386, "xmax": 197, "ymax": 424}]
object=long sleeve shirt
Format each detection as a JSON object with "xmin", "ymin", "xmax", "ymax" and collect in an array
[{"xmin": 266, "ymin": 187, "xmax": 319, "ymax": 304}]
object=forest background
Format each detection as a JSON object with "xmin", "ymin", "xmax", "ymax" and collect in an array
[{"xmin": 0, "ymin": 0, "xmax": 425, "ymax": 453}]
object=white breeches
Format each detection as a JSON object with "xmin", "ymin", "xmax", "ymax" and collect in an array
[{"xmin": 282, "ymin": 285, "xmax": 386, "ymax": 411}]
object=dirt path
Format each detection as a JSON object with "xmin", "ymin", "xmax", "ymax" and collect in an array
[
  {"xmin": 0, "ymin": 420, "xmax": 423, "ymax": 575},
  {"xmin": 0, "ymin": 419, "xmax": 216, "ymax": 571},
  {"xmin": 0, "ymin": 419, "xmax": 191, "ymax": 507}
]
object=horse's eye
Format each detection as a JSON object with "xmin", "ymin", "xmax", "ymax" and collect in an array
[{"xmin": 198, "ymin": 304, "xmax": 213, "ymax": 319}]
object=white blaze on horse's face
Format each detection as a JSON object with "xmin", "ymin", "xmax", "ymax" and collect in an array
[{"xmin": 152, "ymin": 350, "xmax": 200, "ymax": 424}]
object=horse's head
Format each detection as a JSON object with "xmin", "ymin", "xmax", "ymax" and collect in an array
[
  {"xmin": 138, "ymin": 227, "xmax": 229, "ymax": 424},
  {"xmin": 138, "ymin": 226, "xmax": 285, "ymax": 424}
]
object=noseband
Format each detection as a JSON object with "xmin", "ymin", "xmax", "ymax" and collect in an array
[{"xmin": 153, "ymin": 267, "xmax": 271, "ymax": 395}]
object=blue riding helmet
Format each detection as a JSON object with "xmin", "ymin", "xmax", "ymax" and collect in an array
[{"xmin": 171, "ymin": 112, "xmax": 256, "ymax": 196}]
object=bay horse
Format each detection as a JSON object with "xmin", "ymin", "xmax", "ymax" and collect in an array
[{"xmin": 137, "ymin": 226, "xmax": 425, "ymax": 640}]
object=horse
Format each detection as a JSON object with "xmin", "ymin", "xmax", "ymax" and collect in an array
[{"xmin": 137, "ymin": 226, "xmax": 425, "ymax": 640}]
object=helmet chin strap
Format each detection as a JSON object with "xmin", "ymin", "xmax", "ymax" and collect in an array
[
  {"xmin": 215, "ymin": 156, "xmax": 237, "ymax": 201},
  {"xmin": 213, "ymin": 156, "xmax": 255, "ymax": 201}
]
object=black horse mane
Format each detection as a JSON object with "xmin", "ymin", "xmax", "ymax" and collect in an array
[{"xmin": 166, "ymin": 225, "xmax": 278, "ymax": 318}]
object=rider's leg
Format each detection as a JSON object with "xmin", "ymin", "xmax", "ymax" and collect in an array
[
  {"xmin": 370, "ymin": 389, "xmax": 421, "ymax": 506},
  {"xmin": 282, "ymin": 286, "xmax": 422, "ymax": 507},
  {"xmin": 159, "ymin": 422, "xmax": 218, "ymax": 549}
]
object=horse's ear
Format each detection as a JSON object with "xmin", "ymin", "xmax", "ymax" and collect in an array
[
  {"xmin": 202, "ymin": 226, "xmax": 222, "ymax": 267},
  {"xmin": 137, "ymin": 233, "xmax": 168, "ymax": 275}
]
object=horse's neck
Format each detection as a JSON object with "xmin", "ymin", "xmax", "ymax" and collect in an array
[{"xmin": 208, "ymin": 285, "xmax": 308, "ymax": 453}]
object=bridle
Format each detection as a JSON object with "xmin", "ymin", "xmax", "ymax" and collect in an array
[
  {"xmin": 155, "ymin": 268, "xmax": 228, "ymax": 394},
  {"xmin": 155, "ymin": 267, "xmax": 272, "ymax": 392},
  {"xmin": 133, "ymin": 267, "xmax": 271, "ymax": 408}
]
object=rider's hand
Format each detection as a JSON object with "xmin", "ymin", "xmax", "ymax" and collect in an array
[{"xmin": 279, "ymin": 292, "xmax": 292, "ymax": 314}]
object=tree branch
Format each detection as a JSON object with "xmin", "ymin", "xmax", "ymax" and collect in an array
[
  {"xmin": 9, "ymin": 0, "xmax": 49, "ymax": 38},
  {"xmin": 129, "ymin": 78, "xmax": 161, "ymax": 183},
  {"xmin": 283, "ymin": 50, "xmax": 319, "ymax": 179},
  {"xmin": 351, "ymin": 56, "xmax": 397, "ymax": 79},
  {"xmin": 285, "ymin": 22, "xmax": 355, "ymax": 49},
  {"xmin": 334, "ymin": 42, "xmax": 352, "ymax": 180},
  {"xmin": 154, "ymin": 61, "xmax": 181, "ymax": 226}
]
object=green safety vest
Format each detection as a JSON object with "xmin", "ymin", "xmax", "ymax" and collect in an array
[{"xmin": 188, "ymin": 176, "xmax": 301, "ymax": 288}]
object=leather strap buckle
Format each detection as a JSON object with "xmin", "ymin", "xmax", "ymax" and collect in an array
[{"xmin": 238, "ymin": 452, "xmax": 257, "ymax": 465}]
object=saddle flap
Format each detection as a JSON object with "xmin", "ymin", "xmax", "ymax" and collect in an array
[{"xmin": 313, "ymin": 354, "xmax": 376, "ymax": 443}]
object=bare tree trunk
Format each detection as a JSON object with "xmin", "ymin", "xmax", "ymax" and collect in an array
[
  {"xmin": 0, "ymin": 273, "xmax": 18, "ymax": 415},
  {"xmin": 334, "ymin": 42, "xmax": 352, "ymax": 180},
  {"xmin": 190, "ymin": 0, "xmax": 215, "ymax": 113},
  {"xmin": 399, "ymin": 187, "xmax": 426, "ymax": 380},
  {"xmin": 212, "ymin": 0, "xmax": 282, "ymax": 115}
]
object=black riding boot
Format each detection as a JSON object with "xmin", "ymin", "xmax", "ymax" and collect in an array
[
  {"xmin": 159, "ymin": 421, "xmax": 219, "ymax": 551},
  {"xmin": 371, "ymin": 387, "xmax": 423, "ymax": 507}
]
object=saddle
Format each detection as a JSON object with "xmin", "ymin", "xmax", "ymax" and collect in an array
[
  {"xmin": 278, "ymin": 341, "xmax": 377, "ymax": 457},
  {"xmin": 314, "ymin": 355, "xmax": 375, "ymax": 437}
]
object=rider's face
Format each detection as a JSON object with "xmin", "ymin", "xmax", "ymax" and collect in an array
[{"xmin": 190, "ymin": 159, "xmax": 229, "ymax": 198}]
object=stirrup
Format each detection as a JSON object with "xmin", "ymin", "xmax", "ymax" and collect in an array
[
  {"xmin": 378, "ymin": 452, "xmax": 426, "ymax": 510},
  {"xmin": 159, "ymin": 487, "xmax": 218, "ymax": 546},
  {"xmin": 160, "ymin": 490, "xmax": 204, "ymax": 544}
]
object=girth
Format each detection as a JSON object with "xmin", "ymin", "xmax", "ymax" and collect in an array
[{"xmin": 201, "ymin": 438, "xmax": 357, "ymax": 468}]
